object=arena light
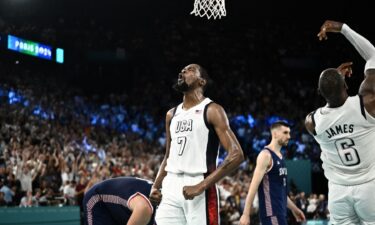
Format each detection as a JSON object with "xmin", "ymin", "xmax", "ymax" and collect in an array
[{"xmin": 56, "ymin": 48, "xmax": 64, "ymax": 64}]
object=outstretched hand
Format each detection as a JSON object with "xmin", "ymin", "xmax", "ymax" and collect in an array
[
  {"xmin": 318, "ymin": 20, "xmax": 344, "ymax": 41},
  {"xmin": 337, "ymin": 62, "xmax": 353, "ymax": 77}
]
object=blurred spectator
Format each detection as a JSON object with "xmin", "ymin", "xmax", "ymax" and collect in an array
[
  {"xmin": 295, "ymin": 191, "xmax": 308, "ymax": 214},
  {"xmin": 0, "ymin": 179, "xmax": 14, "ymax": 205},
  {"xmin": 0, "ymin": 192, "xmax": 7, "ymax": 206},
  {"xmin": 306, "ymin": 193, "xmax": 318, "ymax": 219}
]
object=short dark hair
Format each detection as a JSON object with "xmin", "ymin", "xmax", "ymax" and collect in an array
[
  {"xmin": 318, "ymin": 68, "xmax": 346, "ymax": 102},
  {"xmin": 196, "ymin": 64, "xmax": 211, "ymax": 91},
  {"xmin": 197, "ymin": 64, "xmax": 209, "ymax": 81},
  {"xmin": 270, "ymin": 120, "xmax": 290, "ymax": 131}
]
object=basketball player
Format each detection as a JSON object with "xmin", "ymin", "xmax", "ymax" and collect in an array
[
  {"xmin": 239, "ymin": 121, "xmax": 305, "ymax": 225},
  {"xmin": 305, "ymin": 20, "xmax": 375, "ymax": 224},
  {"xmin": 149, "ymin": 64, "xmax": 244, "ymax": 225},
  {"xmin": 83, "ymin": 177, "xmax": 155, "ymax": 225}
]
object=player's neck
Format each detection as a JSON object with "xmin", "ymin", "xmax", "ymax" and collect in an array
[
  {"xmin": 327, "ymin": 93, "xmax": 348, "ymax": 108},
  {"xmin": 182, "ymin": 91, "xmax": 205, "ymax": 110},
  {"xmin": 266, "ymin": 142, "xmax": 282, "ymax": 155}
]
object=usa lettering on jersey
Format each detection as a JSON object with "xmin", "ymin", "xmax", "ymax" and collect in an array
[{"xmin": 175, "ymin": 119, "xmax": 193, "ymax": 133}]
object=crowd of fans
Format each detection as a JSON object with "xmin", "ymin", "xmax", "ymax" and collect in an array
[
  {"xmin": 0, "ymin": 15, "xmax": 348, "ymax": 224},
  {"xmin": 0, "ymin": 68, "xmax": 329, "ymax": 224}
]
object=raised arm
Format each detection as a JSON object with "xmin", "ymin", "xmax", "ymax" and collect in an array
[
  {"xmin": 318, "ymin": 20, "xmax": 375, "ymax": 117},
  {"xmin": 340, "ymin": 23, "xmax": 375, "ymax": 116},
  {"xmin": 318, "ymin": 20, "xmax": 375, "ymax": 63},
  {"xmin": 149, "ymin": 108, "xmax": 174, "ymax": 205},
  {"xmin": 182, "ymin": 103, "xmax": 244, "ymax": 200}
]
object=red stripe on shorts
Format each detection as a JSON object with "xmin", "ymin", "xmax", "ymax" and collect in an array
[{"xmin": 206, "ymin": 185, "xmax": 219, "ymax": 225}]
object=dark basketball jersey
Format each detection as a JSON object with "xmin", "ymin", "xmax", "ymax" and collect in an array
[
  {"xmin": 83, "ymin": 177, "xmax": 155, "ymax": 225},
  {"xmin": 258, "ymin": 148, "xmax": 287, "ymax": 219}
]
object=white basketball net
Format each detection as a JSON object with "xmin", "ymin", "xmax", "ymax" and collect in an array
[{"xmin": 190, "ymin": 0, "xmax": 226, "ymax": 20}]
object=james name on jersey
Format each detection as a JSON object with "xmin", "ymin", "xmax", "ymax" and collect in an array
[{"xmin": 325, "ymin": 124, "xmax": 354, "ymax": 139}]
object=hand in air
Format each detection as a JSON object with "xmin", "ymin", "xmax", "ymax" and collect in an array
[
  {"xmin": 337, "ymin": 62, "xmax": 353, "ymax": 78},
  {"xmin": 318, "ymin": 20, "xmax": 344, "ymax": 41}
]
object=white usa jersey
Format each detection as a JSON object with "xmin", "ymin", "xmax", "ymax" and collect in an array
[
  {"xmin": 165, "ymin": 98, "xmax": 220, "ymax": 175},
  {"xmin": 312, "ymin": 95, "xmax": 375, "ymax": 185}
]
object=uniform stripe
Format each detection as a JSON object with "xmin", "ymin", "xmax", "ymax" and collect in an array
[
  {"xmin": 271, "ymin": 216, "xmax": 279, "ymax": 225},
  {"xmin": 169, "ymin": 107, "xmax": 178, "ymax": 126},
  {"xmin": 203, "ymin": 102, "xmax": 214, "ymax": 128},
  {"xmin": 204, "ymin": 184, "xmax": 219, "ymax": 225},
  {"xmin": 204, "ymin": 120, "xmax": 220, "ymax": 225},
  {"xmin": 359, "ymin": 95, "xmax": 367, "ymax": 119},
  {"xmin": 263, "ymin": 174, "xmax": 273, "ymax": 216},
  {"xmin": 127, "ymin": 192, "xmax": 154, "ymax": 213},
  {"xmin": 310, "ymin": 110, "xmax": 317, "ymax": 135},
  {"xmin": 205, "ymin": 119, "xmax": 219, "ymax": 174},
  {"xmin": 86, "ymin": 194, "xmax": 128, "ymax": 225}
]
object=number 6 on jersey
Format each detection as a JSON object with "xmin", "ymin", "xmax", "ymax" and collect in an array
[{"xmin": 335, "ymin": 138, "xmax": 360, "ymax": 166}]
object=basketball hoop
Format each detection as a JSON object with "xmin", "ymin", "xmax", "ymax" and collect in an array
[{"xmin": 190, "ymin": 0, "xmax": 226, "ymax": 20}]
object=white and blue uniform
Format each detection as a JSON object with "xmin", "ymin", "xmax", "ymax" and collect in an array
[
  {"xmin": 258, "ymin": 148, "xmax": 288, "ymax": 225},
  {"xmin": 156, "ymin": 98, "xmax": 220, "ymax": 225},
  {"xmin": 312, "ymin": 95, "xmax": 375, "ymax": 225}
]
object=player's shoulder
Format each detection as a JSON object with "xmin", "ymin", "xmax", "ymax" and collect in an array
[
  {"xmin": 205, "ymin": 102, "xmax": 224, "ymax": 114},
  {"xmin": 256, "ymin": 149, "xmax": 272, "ymax": 168},
  {"xmin": 305, "ymin": 111, "xmax": 314, "ymax": 124},
  {"xmin": 305, "ymin": 110, "xmax": 317, "ymax": 135},
  {"xmin": 166, "ymin": 107, "xmax": 176, "ymax": 116},
  {"xmin": 205, "ymin": 102, "xmax": 229, "ymax": 126},
  {"xmin": 258, "ymin": 149, "xmax": 272, "ymax": 160},
  {"xmin": 166, "ymin": 106, "xmax": 178, "ymax": 119}
]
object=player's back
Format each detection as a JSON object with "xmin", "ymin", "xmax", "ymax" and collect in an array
[
  {"xmin": 90, "ymin": 177, "xmax": 153, "ymax": 198},
  {"xmin": 83, "ymin": 177, "xmax": 154, "ymax": 225},
  {"xmin": 313, "ymin": 95, "xmax": 375, "ymax": 185}
]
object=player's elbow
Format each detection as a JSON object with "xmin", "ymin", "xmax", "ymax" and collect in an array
[{"xmin": 230, "ymin": 148, "xmax": 245, "ymax": 166}]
